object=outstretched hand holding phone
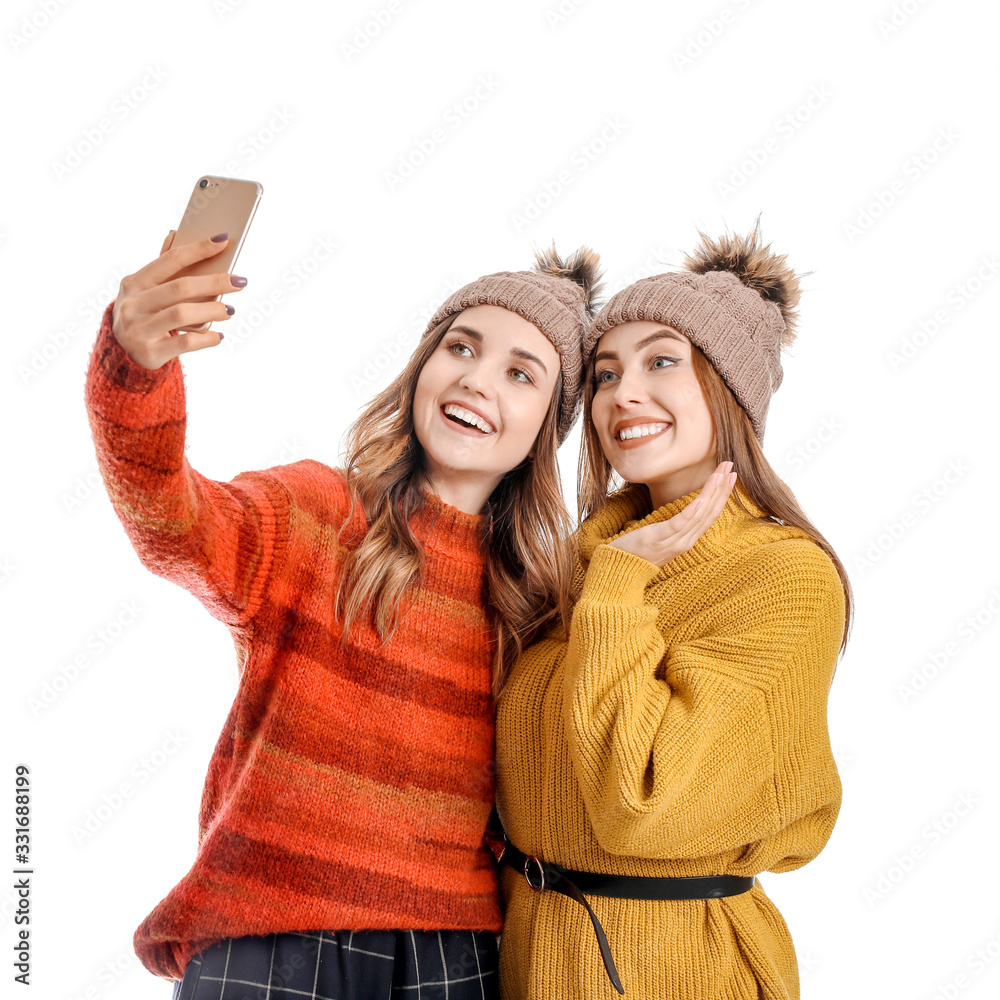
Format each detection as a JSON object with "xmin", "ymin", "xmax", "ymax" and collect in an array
[
  {"xmin": 110, "ymin": 232, "xmax": 245, "ymax": 370},
  {"xmin": 110, "ymin": 174, "xmax": 262, "ymax": 369}
]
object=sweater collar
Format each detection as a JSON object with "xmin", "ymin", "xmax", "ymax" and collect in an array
[
  {"xmin": 413, "ymin": 484, "xmax": 488, "ymax": 556},
  {"xmin": 577, "ymin": 479, "xmax": 809, "ymax": 577}
]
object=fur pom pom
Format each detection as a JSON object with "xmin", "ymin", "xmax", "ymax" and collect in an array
[
  {"xmin": 682, "ymin": 216, "xmax": 802, "ymax": 345},
  {"xmin": 532, "ymin": 242, "xmax": 605, "ymax": 318}
]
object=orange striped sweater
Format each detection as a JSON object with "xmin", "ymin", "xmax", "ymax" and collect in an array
[{"xmin": 84, "ymin": 300, "xmax": 502, "ymax": 982}]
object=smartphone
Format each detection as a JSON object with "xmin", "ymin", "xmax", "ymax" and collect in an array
[{"xmin": 170, "ymin": 175, "xmax": 262, "ymax": 332}]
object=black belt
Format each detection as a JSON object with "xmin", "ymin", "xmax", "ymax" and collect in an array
[{"xmin": 501, "ymin": 841, "xmax": 755, "ymax": 995}]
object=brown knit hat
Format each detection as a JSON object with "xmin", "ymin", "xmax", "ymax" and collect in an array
[
  {"xmin": 585, "ymin": 220, "xmax": 801, "ymax": 441},
  {"xmin": 423, "ymin": 244, "xmax": 603, "ymax": 444}
]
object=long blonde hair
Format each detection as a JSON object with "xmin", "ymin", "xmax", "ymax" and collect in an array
[
  {"xmin": 336, "ymin": 313, "xmax": 574, "ymax": 697},
  {"xmin": 577, "ymin": 341, "xmax": 854, "ymax": 654}
]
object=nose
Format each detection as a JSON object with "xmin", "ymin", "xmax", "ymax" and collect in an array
[
  {"xmin": 611, "ymin": 368, "xmax": 647, "ymax": 407},
  {"xmin": 459, "ymin": 362, "xmax": 494, "ymax": 398}
]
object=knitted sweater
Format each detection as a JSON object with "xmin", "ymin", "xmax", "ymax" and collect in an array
[
  {"xmin": 84, "ymin": 301, "xmax": 502, "ymax": 982},
  {"xmin": 495, "ymin": 481, "xmax": 845, "ymax": 999}
]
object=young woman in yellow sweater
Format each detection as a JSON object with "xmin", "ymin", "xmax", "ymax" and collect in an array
[{"xmin": 494, "ymin": 222, "xmax": 854, "ymax": 999}]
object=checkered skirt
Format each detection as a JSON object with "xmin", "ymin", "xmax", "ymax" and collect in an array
[{"xmin": 170, "ymin": 929, "xmax": 500, "ymax": 1000}]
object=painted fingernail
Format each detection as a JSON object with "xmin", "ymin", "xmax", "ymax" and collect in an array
[
  {"xmin": 218, "ymin": 332, "xmax": 225, "ymax": 340},
  {"xmin": 225, "ymin": 305, "xmax": 235, "ymax": 315},
  {"xmin": 211, "ymin": 232, "xmax": 229, "ymax": 242},
  {"xmin": 230, "ymin": 275, "xmax": 247, "ymax": 287}
]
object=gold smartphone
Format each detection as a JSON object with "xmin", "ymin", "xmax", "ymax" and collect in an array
[{"xmin": 171, "ymin": 175, "xmax": 262, "ymax": 332}]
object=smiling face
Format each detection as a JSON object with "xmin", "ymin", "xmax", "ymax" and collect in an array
[
  {"xmin": 591, "ymin": 319, "xmax": 717, "ymax": 508},
  {"xmin": 412, "ymin": 304, "xmax": 561, "ymax": 509}
]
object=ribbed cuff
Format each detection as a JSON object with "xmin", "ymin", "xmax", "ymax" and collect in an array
[
  {"xmin": 95, "ymin": 299, "xmax": 177, "ymax": 393},
  {"xmin": 578, "ymin": 543, "xmax": 660, "ymax": 606}
]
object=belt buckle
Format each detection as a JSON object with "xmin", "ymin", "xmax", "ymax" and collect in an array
[{"xmin": 523, "ymin": 855, "xmax": 546, "ymax": 892}]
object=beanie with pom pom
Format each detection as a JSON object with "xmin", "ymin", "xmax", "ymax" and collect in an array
[
  {"xmin": 423, "ymin": 243, "xmax": 604, "ymax": 444},
  {"xmin": 584, "ymin": 218, "xmax": 801, "ymax": 441}
]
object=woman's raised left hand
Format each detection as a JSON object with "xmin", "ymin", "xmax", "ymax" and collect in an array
[{"xmin": 608, "ymin": 462, "xmax": 736, "ymax": 567}]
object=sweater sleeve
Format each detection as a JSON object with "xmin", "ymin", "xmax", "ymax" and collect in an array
[
  {"xmin": 562, "ymin": 539, "xmax": 844, "ymax": 861},
  {"xmin": 83, "ymin": 299, "xmax": 290, "ymax": 630}
]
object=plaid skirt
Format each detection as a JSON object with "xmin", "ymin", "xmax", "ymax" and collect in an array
[{"xmin": 170, "ymin": 928, "xmax": 500, "ymax": 1000}]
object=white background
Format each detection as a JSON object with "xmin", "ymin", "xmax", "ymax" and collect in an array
[{"xmin": 4, "ymin": 0, "xmax": 1000, "ymax": 997}]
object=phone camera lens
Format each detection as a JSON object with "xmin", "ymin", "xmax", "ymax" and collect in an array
[{"xmin": 199, "ymin": 179, "xmax": 208, "ymax": 188}]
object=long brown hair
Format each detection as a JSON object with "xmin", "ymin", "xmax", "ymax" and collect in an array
[
  {"xmin": 336, "ymin": 313, "xmax": 574, "ymax": 698},
  {"xmin": 577, "ymin": 342, "xmax": 854, "ymax": 654}
]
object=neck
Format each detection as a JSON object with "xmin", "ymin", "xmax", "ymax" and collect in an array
[
  {"xmin": 646, "ymin": 461, "xmax": 719, "ymax": 510},
  {"xmin": 578, "ymin": 477, "xmax": 772, "ymax": 570},
  {"xmin": 417, "ymin": 470, "xmax": 498, "ymax": 516}
]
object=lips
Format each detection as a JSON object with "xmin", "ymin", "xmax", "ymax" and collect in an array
[
  {"xmin": 441, "ymin": 402, "xmax": 496, "ymax": 435},
  {"xmin": 617, "ymin": 422, "xmax": 669, "ymax": 441},
  {"xmin": 612, "ymin": 418, "xmax": 672, "ymax": 450}
]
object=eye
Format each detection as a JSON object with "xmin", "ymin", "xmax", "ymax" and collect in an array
[
  {"xmin": 509, "ymin": 367, "xmax": 534, "ymax": 385},
  {"xmin": 448, "ymin": 339, "xmax": 473, "ymax": 357},
  {"xmin": 651, "ymin": 355, "xmax": 679, "ymax": 370},
  {"xmin": 594, "ymin": 368, "xmax": 618, "ymax": 385}
]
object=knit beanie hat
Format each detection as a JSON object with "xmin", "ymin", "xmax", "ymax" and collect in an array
[
  {"xmin": 584, "ymin": 220, "xmax": 801, "ymax": 442},
  {"xmin": 422, "ymin": 245, "xmax": 603, "ymax": 444}
]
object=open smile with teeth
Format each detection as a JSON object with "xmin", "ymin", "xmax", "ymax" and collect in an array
[
  {"xmin": 617, "ymin": 422, "xmax": 670, "ymax": 441},
  {"xmin": 443, "ymin": 403, "xmax": 496, "ymax": 435}
]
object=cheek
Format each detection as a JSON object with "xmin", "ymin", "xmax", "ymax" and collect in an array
[
  {"xmin": 675, "ymin": 383, "xmax": 712, "ymax": 428},
  {"xmin": 591, "ymin": 404, "xmax": 616, "ymax": 449},
  {"xmin": 512, "ymin": 393, "xmax": 551, "ymax": 444},
  {"xmin": 688, "ymin": 404, "xmax": 715, "ymax": 451},
  {"xmin": 590, "ymin": 393, "xmax": 609, "ymax": 427},
  {"xmin": 411, "ymin": 381, "xmax": 429, "ymax": 420},
  {"xmin": 413, "ymin": 362, "xmax": 430, "ymax": 396},
  {"xmin": 414, "ymin": 358, "xmax": 445, "ymax": 407}
]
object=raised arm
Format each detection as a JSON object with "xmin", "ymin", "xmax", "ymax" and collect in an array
[
  {"xmin": 83, "ymin": 234, "xmax": 287, "ymax": 630},
  {"xmin": 562, "ymin": 538, "xmax": 845, "ymax": 861}
]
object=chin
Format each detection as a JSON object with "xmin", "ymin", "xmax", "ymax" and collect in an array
[{"xmin": 612, "ymin": 458, "xmax": 668, "ymax": 483}]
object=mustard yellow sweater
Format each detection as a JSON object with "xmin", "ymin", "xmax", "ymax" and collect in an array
[{"xmin": 495, "ymin": 481, "xmax": 845, "ymax": 999}]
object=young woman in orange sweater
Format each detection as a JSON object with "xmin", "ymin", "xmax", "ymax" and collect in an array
[
  {"xmin": 494, "ymin": 223, "xmax": 854, "ymax": 998},
  {"xmin": 84, "ymin": 230, "xmax": 601, "ymax": 999}
]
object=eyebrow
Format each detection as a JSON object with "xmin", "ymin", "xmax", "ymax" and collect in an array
[
  {"xmin": 449, "ymin": 324, "xmax": 549, "ymax": 376},
  {"xmin": 593, "ymin": 328, "xmax": 686, "ymax": 363}
]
